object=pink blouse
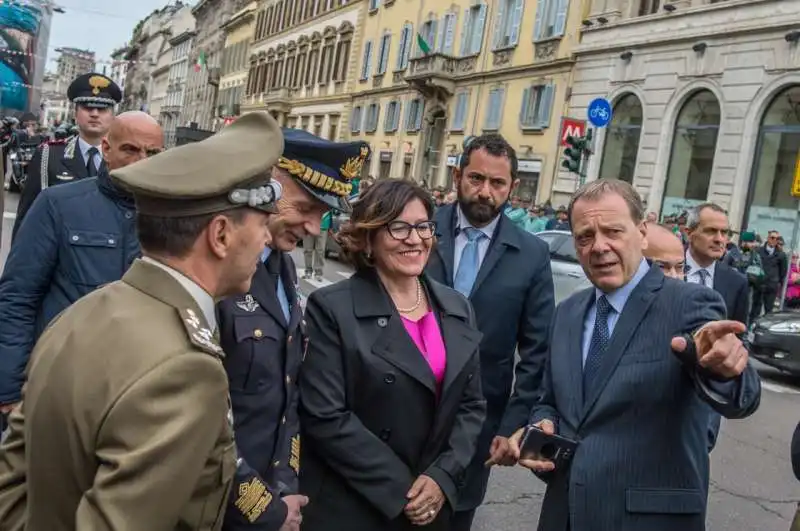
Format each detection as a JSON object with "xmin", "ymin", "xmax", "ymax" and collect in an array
[{"xmin": 401, "ymin": 311, "xmax": 447, "ymax": 385}]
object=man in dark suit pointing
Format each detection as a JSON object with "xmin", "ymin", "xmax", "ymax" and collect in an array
[{"xmin": 514, "ymin": 180, "xmax": 760, "ymax": 531}]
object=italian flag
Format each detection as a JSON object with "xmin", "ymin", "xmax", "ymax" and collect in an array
[
  {"xmin": 416, "ymin": 33, "xmax": 432, "ymax": 55},
  {"xmin": 194, "ymin": 50, "xmax": 206, "ymax": 72}
]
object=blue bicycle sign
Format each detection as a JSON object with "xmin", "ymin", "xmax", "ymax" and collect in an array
[{"xmin": 587, "ymin": 98, "xmax": 613, "ymax": 128}]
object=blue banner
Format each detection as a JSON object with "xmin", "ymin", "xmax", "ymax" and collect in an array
[{"xmin": 0, "ymin": 1, "xmax": 43, "ymax": 110}]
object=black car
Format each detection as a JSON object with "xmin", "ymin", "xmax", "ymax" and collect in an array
[{"xmin": 749, "ymin": 311, "xmax": 800, "ymax": 375}]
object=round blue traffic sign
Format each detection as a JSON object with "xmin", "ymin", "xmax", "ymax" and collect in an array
[{"xmin": 587, "ymin": 98, "xmax": 613, "ymax": 128}]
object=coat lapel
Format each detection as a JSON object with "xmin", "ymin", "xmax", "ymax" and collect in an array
[
  {"xmin": 470, "ymin": 213, "xmax": 521, "ymax": 297},
  {"xmin": 580, "ymin": 266, "xmax": 664, "ymax": 422},
  {"xmin": 352, "ymin": 270, "xmax": 437, "ymax": 393},
  {"xmin": 63, "ymin": 137, "xmax": 88, "ymax": 180},
  {"xmin": 248, "ymin": 261, "xmax": 288, "ymax": 328},
  {"xmin": 433, "ymin": 205, "xmax": 457, "ymax": 287},
  {"xmin": 426, "ymin": 280, "xmax": 482, "ymax": 399},
  {"xmin": 566, "ymin": 289, "xmax": 594, "ymax": 421}
]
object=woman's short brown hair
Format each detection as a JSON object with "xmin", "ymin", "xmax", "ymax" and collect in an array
[{"xmin": 338, "ymin": 178, "xmax": 435, "ymax": 271}]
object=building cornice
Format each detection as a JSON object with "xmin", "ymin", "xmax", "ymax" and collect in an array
[
  {"xmin": 169, "ymin": 30, "xmax": 197, "ymax": 46},
  {"xmin": 221, "ymin": 7, "xmax": 256, "ymax": 33}
]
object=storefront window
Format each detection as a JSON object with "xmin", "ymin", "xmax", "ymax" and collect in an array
[
  {"xmin": 661, "ymin": 90, "xmax": 720, "ymax": 217},
  {"xmin": 598, "ymin": 93, "xmax": 642, "ymax": 184},
  {"xmin": 745, "ymin": 85, "xmax": 800, "ymax": 239}
]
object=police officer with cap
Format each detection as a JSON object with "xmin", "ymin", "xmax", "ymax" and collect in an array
[
  {"xmin": 218, "ymin": 128, "xmax": 369, "ymax": 531},
  {"xmin": 12, "ymin": 72, "xmax": 121, "ymax": 239},
  {"xmin": 0, "ymin": 112, "xmax": 283, "ymax": 530}
]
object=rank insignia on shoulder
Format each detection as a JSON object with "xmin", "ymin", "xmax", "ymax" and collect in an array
[
  {"xmin": 236, "ymin": 293, "xmax": 259, "ymax": 313},
  {"xmin": 235, "ymin": 477, "xmax": 273, "ymax": 523},
  {"xmin": 290, "ymin": 434, "xmax": 300, "ymax": 474},
  {"xmin": 178, "ymin": 307, "xmax": 223, "ymax": 357}
]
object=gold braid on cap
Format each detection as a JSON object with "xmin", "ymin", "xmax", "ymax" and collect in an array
[
  {"xmin": 277, "ymin": 157, "xmax": 353, "ymax": 197},
  {"xmin": 340, "ymin": 146, "xmax": 369, "ymax": 180}
]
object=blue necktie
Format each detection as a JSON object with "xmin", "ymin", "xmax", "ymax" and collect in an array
[
  {"xmin": 454, "ymin": 227, "xmax": 486, "ymax": 297},
  {"xmin": 583, "ymin": 295, "xmax": 611, "ymax": 396}
]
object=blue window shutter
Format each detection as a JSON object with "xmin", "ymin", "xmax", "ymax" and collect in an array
[
  {"xmin": 459, "ymin": 8, "xmax": 471, "ymax": 56},
  {"xmin": 533, "ymin": 0, "xmax": 545, "ymax": 41},
  {"xmin": 405, "ymin": 99, "xmax": 414, "ymax": 130},
  {"xmin": 416, "ymin": 99, "xmax": 425, "ymax": 129},
  {"xmin": 554, "ymin": 0, "xmax": 569, "ymax": 37},
  {"xmin": 492, "ymin": 0, "xmax": 507, "ymax": 49},
  {"xmin": 472, "ymin": 4, "xmax": 487, "ymax": 54},
  {"xmin": 519, "ymin": 87, "xmax": 531, "ymax": 126},
  {"xmin": 361, "ymin": 41, "xmax": 372, "ymax": 79},
  {"xmin": 443, "ymin": 12, "xmax": 456, "ymax": 54},
  {"xmin": 436, "ymin": 16, "xmax": 447, "ymax": 52},
  {"xmin": 509, "ymin": 0, "xmax": 524, "ymax": 46},
  {"xmin": 430, "ymin": 19, "xmax": 439, "ymax": 51},
  {"xmin": 540, "ymin": 83, "xmax": 555, "ymax": 127}
]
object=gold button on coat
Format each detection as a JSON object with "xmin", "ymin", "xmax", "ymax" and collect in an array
[{"xmin": 254, "ymin": 329, "xmax": 263, "ymax": 339}]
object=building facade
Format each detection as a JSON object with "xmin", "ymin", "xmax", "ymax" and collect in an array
[
  {"xmin": 109, "ymin": 46, "xmax": 130, "ymax": 97},
  {"xmin": 55, "ymin": 47, "xmax": 95, "ymax": 87},
  {"xmin": 40, "ymin": 73, "xmax": 69, "ymax": 127},
  {"xmin": 185, "ymin": 0, "xmax": 249, "ymax": 130},
  {"xmin": 163, "ymin": 29, "xmax": 196, "ymax": 146},
  {"xmin": 346, "ymin": 0, "xmax": 580, "ymax": 198},
  {"xmin": 219, "ymin": 1, "xmax": 258, "ymax": 121},
  {"xmin": 242, "ymin": 0, "xmax": 363, "ymax": 142},
  {"xmin": 566, "ymin": 0, "xmax": 800, "ymax": 236}
]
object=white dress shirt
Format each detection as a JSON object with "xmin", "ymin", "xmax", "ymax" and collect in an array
[
  {"xmin": 452, "ymin": 205, "xmax": 500, "ymax": 280},
  {"xmin": 77, "ymin": 137, "xmax": 102, "ymax": 174},
  {"xmin": 685, "ymin": 250, "xmax": 716, "ymax": 289}
]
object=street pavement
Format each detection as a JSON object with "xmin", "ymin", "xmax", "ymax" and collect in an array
[{"xmin": 2, "ymin": 190, "xmax": 799, "ymax": 530}]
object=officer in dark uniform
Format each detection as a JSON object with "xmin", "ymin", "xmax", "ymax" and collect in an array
[
  {"xmin": 217, "ymin": 128, "xmax": 370, "ymax": 531},
  {"xmin": 12, "ymin": 72, "xmax": 121, "ymax": 239}
]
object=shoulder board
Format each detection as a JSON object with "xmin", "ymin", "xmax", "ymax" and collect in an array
[{"xmin": 177, "ymin": 307, "xmax": 224, "ymax": 358}]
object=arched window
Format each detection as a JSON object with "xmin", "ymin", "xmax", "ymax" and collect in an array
[
  {"xmin": 744, "ymin": 85, "xmax": 800, "ymax": 237},
  {"xmin": 661, "ymin": 89, "xmax": 720, "ymax": 216},
  {"xmin": 598, "ymin": 93, "xmax": 642, "ymax": 183}
]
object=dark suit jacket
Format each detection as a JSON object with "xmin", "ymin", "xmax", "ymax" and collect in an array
[
  {"xmin": 425, "ymin": 204, "xmax": 555, "ymax": 509},
  {"xmin": 218, "ymin": 251, "xmax": 303, "ymax": 530},
  {"xmin": 13, "ymin": 136, "xmax": 93, "ymax": 240},
  {"xmin": 712, "ymin": 262, "xmax": 749, "ymax": 326},
  {"xmin": 530, "ymin": 265, "xmax": 761, "ymax": 531},
  {"xmin": 298, "ymin": 269, "xmax": 486, "ymax": 531}
]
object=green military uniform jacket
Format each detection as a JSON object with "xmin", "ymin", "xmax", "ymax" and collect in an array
[{"xmin": 0, "ymin": 258, "xmax": 237, "ymax": 530}]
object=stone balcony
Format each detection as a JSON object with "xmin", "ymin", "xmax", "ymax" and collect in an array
[{"xmin": 405, "ymin": 53, "xmax": 457, "ymax": 100}]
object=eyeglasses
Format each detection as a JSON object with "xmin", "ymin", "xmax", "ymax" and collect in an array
[{"xmin": 385, "ymin": 220, "xmax": 437, "ymax": 241}]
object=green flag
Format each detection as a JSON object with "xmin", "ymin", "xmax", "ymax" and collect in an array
[{"xmin": 416, "ymin": 33, "xmax": 432, "ymax": 55}]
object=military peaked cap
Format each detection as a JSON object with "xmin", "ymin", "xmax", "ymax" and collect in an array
[
  {"xmin": 67, "ymin": 73, "xmax": 122, "ymax": 108},
  {"xmin": 278, "ymin": 128, "xmax": 370, "ymax": 212},
  {"xmin": 110, "ymin": 111, "xmax": 284, "ymax": 217}
]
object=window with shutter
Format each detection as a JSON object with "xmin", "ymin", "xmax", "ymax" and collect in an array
[
  {"xmin": 451, "ymin": 91, "xmax": 468, "ymax": 131},
  {"xmin": 369, "ymin": 0, "xmax": 379, "ymax": 10},
  {"xmin": 519, "ymin": 83, "xmax": 555, "ymax": 128},
  {"xmin": 360, "ymin": 41, "xmax": 372, "ymax": 80},
  {"xmin": 351, "ymin": 106, "xmax": 362, "ymax": 133},
  {"xmin": 378, "ymin": 33, "xmax": 391, "ymax": 74},
  {"xmin": 396, "ymin": 24, "xmax": 412, "ymax": 70},
  {"xmin": 493, "ymin": 0, "xmax": 522, "ymax": 49},
  {"xmin": 442, "ymin": 12, "xmax": 457, "ymax": 54},
  {"xmin": 484, "ymin": 88, "xmax": 504, "ymax": 130},
  {"xmin": 535, "ymin": 0, "xmax": 569, "ymax": 40}
]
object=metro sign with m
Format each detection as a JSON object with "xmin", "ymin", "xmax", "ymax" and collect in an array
[{"xmin": 560, "ymin": 117, "xmax": 587, "ymax": 147}]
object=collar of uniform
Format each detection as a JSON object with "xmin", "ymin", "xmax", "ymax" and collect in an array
[
  {"xmin": 685, "ymin": 249, "xmax": 716, "ymax": 280},
  {"xmin": 141, "ymin": 256, "xmax": 217, "ymax": 331},
  {"xmin": 455, "ymin": 203, "xmax": 499, "ymax": 241},
  {"xmin": 77, "ymin": 136, "xmax": 101, "ymax": 163},
  {"xmin": 261, "ymin": 246, "xmax": 272, "ymax": 264}
]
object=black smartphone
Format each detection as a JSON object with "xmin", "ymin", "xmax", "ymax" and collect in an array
[{"xmin": 520, "ymin": 426, "xmax": 579, "ymax": 469}]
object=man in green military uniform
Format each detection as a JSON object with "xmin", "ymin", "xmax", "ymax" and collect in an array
[
  {"xmin": 0, "ymin": 111, "xmax": 285, "ymax": 531},
  {"xmin": 12, "ymin": 72, "xmax": 120, "ymax": 239}
]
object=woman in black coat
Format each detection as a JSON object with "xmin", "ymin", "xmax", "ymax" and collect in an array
[{"xmin": 298, "ymin": 179, "xmax": 486, "ymax": 531}]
